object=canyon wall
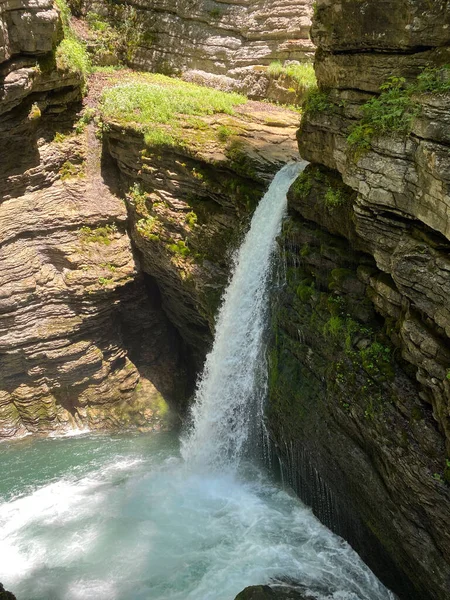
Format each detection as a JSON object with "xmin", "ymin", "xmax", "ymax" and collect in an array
[
  {"xmin": 267, "ymin": 1, "xmax": 450, "ymax": 599},
  {"xmin": 77, "ymin": 0, "xmax": 314, "ymax": 103},
  {"xmin": 0, "ymin": 0, "xmax": 189, "ymax": 436},
  {"xmin": 0, "ymin": 0, "xmax": 300, "ymax": 438}
]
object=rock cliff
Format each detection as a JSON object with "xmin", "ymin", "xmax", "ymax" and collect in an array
[
  {"xmin": 267, "ymin": 2, "xmax": 450, "ymax": 599},
  {"xmin": 0, "ymin": 1, "xmax": 299, "ymax": 438},
  {"xmin": 0, "ymin": 2, "xmax": 189, "ymax": 437},
  {"xmin": 74, "ymin": 0, "xmax": 315, "ymax": 103}
]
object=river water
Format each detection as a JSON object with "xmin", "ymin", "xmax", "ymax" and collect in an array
[{"xmin": 0, "ymin": 164, "xmax": 395, "ymax": 600}]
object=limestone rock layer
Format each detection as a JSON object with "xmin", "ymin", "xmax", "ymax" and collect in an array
[
  {"xmin": 82, "ymin": 0, "xmax": 315, "ymax": 101},
  {"xmin": 267, "ymin": 2, "xmax": 450, "ymax": 599}
]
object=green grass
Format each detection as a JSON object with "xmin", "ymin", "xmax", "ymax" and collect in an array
[
  {"xmin": 54, "ymin": 0, "xmax": 90, "ymax": 79},
  {"xmin": 100, "ymin": 78, "xmax": 246, "ymax": 148},
  {"xmin": 100, "ymin": 79, "xmax": 246, "ymax": 126},
  {"xmin": 267, "ymin": 62, "xmax": 316, "ymax": 91}
]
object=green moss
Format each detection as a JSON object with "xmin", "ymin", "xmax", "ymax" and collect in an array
[
  {"xmin": 217, "ymin": 124, "xmax": 237, "ymax": 143},
  {"xmin": 59, "ymin": 160, "xmax": 85, "ymax": 180},
  {"xmin": 324, "ymin": 187, "xmax": 346, "ymax": 209},
  {"xmin": 291, "ymin": 170, "xmax": 313, "ymax": 199},
  {"xmin": 79, "ymin": 224, "xmax": 118, "ymax": 245}
]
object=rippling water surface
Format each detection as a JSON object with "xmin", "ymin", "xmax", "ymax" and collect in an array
[{"xmin": 1, "ymin": 432, "xmax": 395, "ymax": 600}]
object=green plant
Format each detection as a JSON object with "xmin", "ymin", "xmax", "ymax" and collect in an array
[
  {"xmin": 98, "ymin": 276, "xmax": 114, "ymax": 286},
  {"xmin": 59, "ymin": 160, "xmax": 84, "ymax": 180},
  {"xmin": 302, "ymin": 87, "xmax": 332, "ymax": 115},
  {"xmin": 267, "ymin": 61, "xmax": 316, "ymax": 92},
  {"xmin": 208, "ymin": 7, "xmax": 223, "ymax": 18},
  {"xmin": 217, "ymin": 125, "xmax": 236, "ymax": 143},
  {"xmin": 56, "ymin": 38, "xmax": 90, "ymax": 76},
  {"xmin": 167, "ymin": 239, "xmax": 190, "ymax": 257},
  {"xmin": 291, "ymin": 170, "xmax": 312, "ymax": 198},
  {"xmin": 53, "ymin": 132, "xmax": 68, "ymax": 143},
  {"xmin": 324, "ymin": 187, "xmax": 346, "ymax": 209},
  {"xmin": 28, "ymin": 103, "xmax": 41, "ymax": 120},
  {"xmin": 323, "ymin": 316, "xmax": 344, "ymax": 338},
  {"xmin": 416, "ymin": 65, "xmax": 450, "ymax": 93},
  {"xmin": 136, "ymin": 217, "xmax": 160, "ymax": 240},
  {"xmin": 100, "ymin": 79, "xmax": 246, "ymax": 148},
  {"xmin": 74, "ymin": 107, "xmax": 96, "ymax": 133},
  {"xmin": 185, "ymin": 211, "xmax": 197, "ymax": 227},
  {"xmin": 79, "ymin": 224, "xmax": 118, "ymax": 245},
  {"xmin": 347, "ymin": 76, "xmax": 420, "ymax": 154}
]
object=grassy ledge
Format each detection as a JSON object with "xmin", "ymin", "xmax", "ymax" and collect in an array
[{"xmin": 99, "ymin": 77, "xmax": 247, "ymax": 147}]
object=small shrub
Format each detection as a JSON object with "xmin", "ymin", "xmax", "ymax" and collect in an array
[
  {"xmin": 347, "ymin": 76, "xmax": 420, "ymax": 154},
  {"xmin": 416, "ymin": 65, "xmax": 450, "ymax": 93}
]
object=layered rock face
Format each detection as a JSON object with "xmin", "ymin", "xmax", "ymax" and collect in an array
[
  {"xmin": 0, "ymin": 2, "xmax": 187, "ymax": 437},
  {"xmin": 99, "ymin": 80, "xmax": 299, "ymax": 367},
  {"xmin": 81, "ymin": 0, "xmax": 314, "ymax": 102},
  {"xmin": 267, "ymin": 2, "xmax": 450, "ymax": 599}
]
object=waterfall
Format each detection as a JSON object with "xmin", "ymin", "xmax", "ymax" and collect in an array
[{"xmin": 181, "ymin": 161, "xmax": 307, "ymax": 467}]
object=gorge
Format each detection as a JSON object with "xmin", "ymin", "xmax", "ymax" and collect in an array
[{"xmin": 1, "ymin": 1, "xmax": 450, "ymax": 599}]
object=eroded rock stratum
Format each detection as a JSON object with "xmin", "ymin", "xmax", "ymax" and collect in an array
[
  {"xmin": 267, "ymin": 1, "xmax": 450, "ymax": 599},
  {"xmin": 0, "ymin": 2, "xmax": 299, "ymax": 437},
  {"xmin": 72, "ymin": 0, "xmax": 315, "ymax": 103}
]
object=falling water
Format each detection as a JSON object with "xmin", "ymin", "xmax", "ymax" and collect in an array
[
  {"xmin": 181, "ymin": 162, "xmax": 306, "ymax": 467},
  {"xmin": 0, "ymin": 164, "xmax": 397, "ymax": 600}
]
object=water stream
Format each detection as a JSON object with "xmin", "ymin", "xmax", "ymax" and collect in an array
[{"xmin": 0, "ymin": 164, "xmax": 396, "ymax": 600}]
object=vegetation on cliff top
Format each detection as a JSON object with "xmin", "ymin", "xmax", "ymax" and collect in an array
[
  {"xmin": 267, "ymin": 62, "xmax": 316, "ymax": 91},
  {"xmin": 54, "ymin": 0, "xmax": 90, "ymax": 79},
  {"xmin": 100, "ymin": 78, "xmax": 247, "ymax": 147}
]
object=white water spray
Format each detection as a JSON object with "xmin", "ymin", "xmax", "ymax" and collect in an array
[{"xmin": 181, "ymin": 162, "xmax": 307, "ymax": 467}]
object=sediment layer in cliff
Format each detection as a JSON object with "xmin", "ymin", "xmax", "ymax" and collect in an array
[
  {"xmin": 71, "ymin": 0, "xmax": 315, "ymax": 103},
  {"xmin": 267, "ymin": 2, "xmax": 450, "ymax": 599}
]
